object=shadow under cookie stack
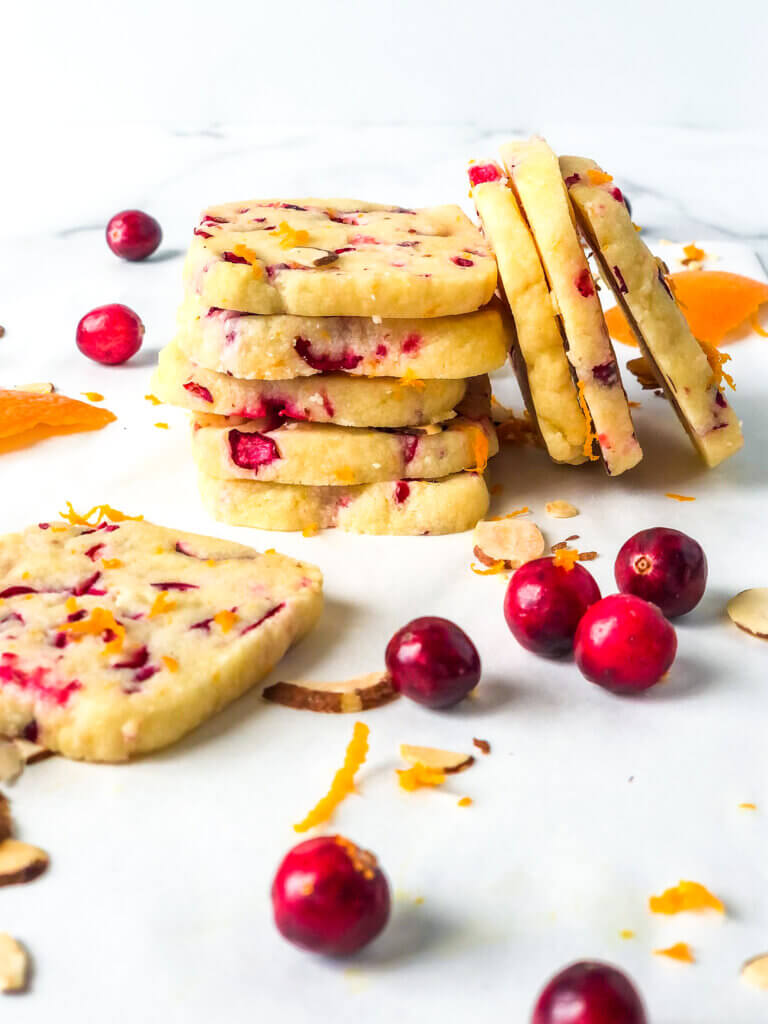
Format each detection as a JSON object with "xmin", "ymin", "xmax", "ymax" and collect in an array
[{"xmin": 154, "ymin": 200, "xmax": 509, "ymax": 535}]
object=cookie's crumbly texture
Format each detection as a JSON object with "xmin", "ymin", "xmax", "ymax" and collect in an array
[
  {"xmin": 469, "ymin": 161, "xmax": 586, "ymax": 464},
  {"xmin": 153, "ymin": 343, "xmax": 467, "ymax": 428},
  {"xmin": 500, "ymin": 139, "xmax": 642, "ymax": 476},
  {"xmin": 560, "ymin": 155, "xmax": 743, "ymax": 468},
  {"xmin": 199, "ymin": 472, "xmax": 490, "ymax": 535},
  {"xmin": 175, "ymin": 296, "xmax": 509, "ymax": 380},
  {"xmin": 0, "ymin": 521, "xmax": 322, "ymax": 762},
  {"xmin": 190, "ymin": 413, "xmax": 498, "ymax": 485},
  {"xmin": 185, "ymin": 199, "xmax": 497, "ymax": 317}
]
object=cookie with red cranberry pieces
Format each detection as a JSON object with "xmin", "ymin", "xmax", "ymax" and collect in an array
[
  {"xmin": 0, "ymin": 520, "xmax": 322, "ymax": 761},
  {"xmin": 184, "ymin": 199, "xmax": 497, "ymax": 317}
]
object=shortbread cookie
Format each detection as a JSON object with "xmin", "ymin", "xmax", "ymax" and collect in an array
[
  {"xmin": 500, "ymin": 139, "xmax": 642, "ymax": 476},
  {"xmin": 199, "ymin": 472, "xmax": 489, "ymax": 535},
  {"xmin": 469, "ymin": 161, "xmax": 586, "ymax": 464},
  {"xmin": 0, "ymin": 520, "xmax": 322, "ymax": 761},
  {"xmin": 175, "ymin": 296, "xmax": 509, "ymax": 380},
  {"xmin": 560, "ymin": 155, "xmax": 743, "ymax": 468},
  {"xmin": 184, "ymin": 199, "xmax": 497, "ymax": 317},
  {"xmin": 190, "ymin": 414, "xmax": 498, "ymax": 486},
  {"xmin": 153, "ymin": 344, "xmax": 467, "ymax": 427}
]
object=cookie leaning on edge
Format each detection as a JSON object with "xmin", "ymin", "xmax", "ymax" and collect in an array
[
  {"xmin": 185, "ymin": 199, "xmax": 497, "ymax": 317},
  {"xmin": 560, "ymin": 155, "xmax": 743, "ymax": 468},
  {"xmin": 500, "ymin": 138, "xmax": 642, "ymax": 476},
  {"xmin": 0, "ymin": 520, "xmax": 322, "ymax": 761},
  {"xmin": 468, "ymin": 160, "xmax": 587, "ymax": 465}
]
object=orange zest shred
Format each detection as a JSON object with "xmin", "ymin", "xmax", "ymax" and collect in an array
[
  {"xmin": 154, "ymin": 422, "xmax": 169, "ymax": 429},
  {"xmin": 397, "ymin": 763, "xmax": 446, "ymax": 791},
  {"xmin": 0, "ymin": 389, "xmax": 115, "ymax": 445},
  {"xmin": 81, "ymin": 392, "xmax": 104, "ymax": 402},
  {"xmin": 739, "ymin": 802, "xmax": 757, "ymax": 810},
  {"xmin": 619, "ymin": 930, "xmax": 635, "ymax": 940},
  {"xmin": 471, "ymin": 426, "xmax": 490, "ymax": 473},
  {"xmin": 553, "ymin": 547, "xmax": 580, "ymax": 571},
  {"xmin": 654, "ymin": 942, "xmax": 695, "ymax": 964},
  {"xmin": 60, "ymin": 607, "xmax": 125, "ymax": 656},
  {"xmin": 60, "ymin": 503, "xmax": 143, "ymax": 526},
  {"xmin": 65, "ymin": 596, "xmax": 78, "ymax": 614},
  {"xmin": 587, "ymin": 168, "xmax": 613, "ymax": 186},
  {"xmin": 682, "ymin": 243, "xmax": 706, "ymax": 264},
  {"xmin": 293, "ymin": 721, "xmax": 369, "ymax": 833},
  {"xmin": 302, "ymin": 523, "xmax": 319, "ymax": 538},
  {"xmin": 231, "ymin": 243, "xmax": 265, "ymax": 278},
  {"xmin": 698, "ymin": 338, "xmax": 735, "ymax": 391},
  {"xmin": 398, "ymin": 369, "xmax": 426, "ymax": 390},
  {"xmin": 457, "ymin": 796, "xmax": 473, "ymax": 807},
  {"xmin": 649, "ymin": 880, "xmax": 725, "ymax": 915},
  {"xmin": 665, "ymin": 492, "xmax": 695, "ymax": 502},
  {"xmin": 605, "ymin": 270, "xmax": 768, "ymax": 347},
  {"xmin": 213, "ymin": 610, "xmax": 238, "ymax": 633},
  {"xmin": 101, "ymin": 558, "xmax": 122, "ymax": 569},
  {"xmin": 276, "ymin": 221, "xmax": 310, "ymax": 250},
  {"xmin": 162, "ymin": 655, "xmax": 179, "ymax": 673},
  {"xmin": 144, "ymin": 394, "xmax": 162, "ymax": 405},
  {"xmin": 471, "ymin": 560, "xmax": 507, "ymax": 576},
  {"xmin": 575, "ymin": 381, "xmax": 599, "ymax": 460},
  {"xmin": 149, "ymin": 591, "xmax": 177, "ymax": 618}
]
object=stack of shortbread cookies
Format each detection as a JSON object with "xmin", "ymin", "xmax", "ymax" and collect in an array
[{"xmin": 154, "ymin": 200, "xmax": 509, "ymax": 534}]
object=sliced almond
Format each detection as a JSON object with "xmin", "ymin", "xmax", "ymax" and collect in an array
[
  {"xmin": 741, "ymin": 953, "xmax": 768, "ymax": 990},
  {"xmin": 0, "ymin": 933, "xmax": 28, "ymax": 993},
  {"xmin": 0, "ymin": 795, "xmax": 10, "ymax": 844},
  {"xmin": 473, "ymin": 518, "xmax": 545, "ymax": 569},
  {"xmin": 545, "ymin": 500, "xmax": 579, "ymax": 519},
  {"xmin": 10, "ymin": 382, "xmax": 54, "ymax": 394},
  {"xmin": 12, "ymin": 740, "xmax": 52, "ymax": 765},
  {"xmin": 0, "ymin": 742, "xmax": 22, "ymax": 784},
  {"xmin": 626, "ymin": 356, "xmax": 660, "ymax": 392},
  {"xmin": 0, "ymin": 840, "xmax": 49, "ymax": 887},
  {"xmin": 399, "ymin": 744, "xmax": 474, "ymax": 774},
  {"xmin": 284, "ymin": 246, "xmax": 339, "ymax": 268},
  {"xmin": 263, "ymin": 672, "xmax": 397, "ymax": 713},
  {"xmin": 727, "ymin": 589, "xmax": 768, "ymax": 639}
]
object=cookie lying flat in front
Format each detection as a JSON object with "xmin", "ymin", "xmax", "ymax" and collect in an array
[{"xmin": 0, "ymin": 519, "xmax": 323, "ymax": 762}]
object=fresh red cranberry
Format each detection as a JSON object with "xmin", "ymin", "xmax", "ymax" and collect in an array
[
  {"xmin": 106, "ymin": 210, "xmax": 162, "ymax": 261},
  {"xmin": 504, "ymin": 558, "xmax": 601, "ymax": 658},
  {"xmin": 76, "ymin": 304, "xmax": 144, "ymax": 365},
  {"xmin": 468, "ymin": 163, "xmax": 502, "ymax": 186},
  {"xmin": 272, "ymin": 835, "xmax": 390, "ymax": 956},
  {"xmin": 532, "ymin": 961, "xmax": 647, "ymax": 1024},
  {"xmin": 614, "ymin": 527, "xmax": 707, "ymax": 618},
  {"xmin": 385, "ymin": 616, "xmax": 480, "ymax": 708},
  {"xmin": 574, "ymin": 594, "xmax": 676, "ymax": 694}
]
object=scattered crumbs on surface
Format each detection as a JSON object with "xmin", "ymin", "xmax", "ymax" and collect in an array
[
  {"xmin": 739, "ymin": 802, "xmax": 757, "ymax": 811},
  {"xmin": 144, "ymin": 393, "xmax": 162, "ymax": 405},
  {"xmin": 457, "ymin": 796, "xmax": 473, "ymax": 808},
  {"xmin": 649, "ymin": 880, "xmax": 724, "ymax": 915},
  {"xmin": 654, "ymin": 942, "xmax": 695, "ymax": 964},
  {"xmin": 665, "ymin": 492, "xmax": 696, "ymax": 502},
  {"xmin": 81, "ymin": 391, "xmax": 104, "ymax": 402},
  {"xmin": 154, "ymin": 422, "xmax": 169, "ymax": 430},
  {"xmin": 619, "ymin": 929, "xmax": 635, "ymax": 940}
]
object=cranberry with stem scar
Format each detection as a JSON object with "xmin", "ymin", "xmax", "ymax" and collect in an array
[
  {"xmin": 385, "ymin": 616, "xmax": 480, "ymax": 708},
  {"xmin": 614, "ymin": 527, "xmax": 707, "ymax": 618},
  {"xmin": 76, "ymin": 304, "xmax": 144, "ymax": 365},
  {"xmin": 272, "ymin": 835, "xmax": 390, "ymax": 956},
  {"xmin": 532, "ymin": 960, "xmax": 647, "ymax": 1024},
  {"xmin": 106, "ymin": 210, "xmax": 162, "ymax": 261},
  {"xmin": 504, "ymin": 557, "xmax": 601, "ymax": 658},
  {"xmin": 574, "ymin": 594, "xmax": 677, "ymax": 694}
]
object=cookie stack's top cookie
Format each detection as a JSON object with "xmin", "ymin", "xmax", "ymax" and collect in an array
[{"xmin": 155, "ymin": 199, "xmax": 508, "ymax": 535}]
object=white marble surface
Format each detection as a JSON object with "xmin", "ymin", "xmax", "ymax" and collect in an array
[{"xmin": 1, "ymin": 123, "xmax": 768, "ymax": 1023}]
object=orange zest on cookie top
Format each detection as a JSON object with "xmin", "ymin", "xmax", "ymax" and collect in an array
[
  {"xmin": 575, "ymin": 382, "xmax": 599, "ymax": 460},
  {"xmin": 654, "ymin": 942, "xmax": 695, "ymax": 963},
  {"xmin": 213, "ymin": 610, "xmax": 238, "ymax": 633},
  {"xmin": 471, "ymin": 426, "xmax": 490, "ymax": 473},
  {"xmin": 231, "ymin": 244, "xmax": 265, "ymax": 278},
  {"xmin": 149, "ymin": 591, "xmax": 177, "ymax": 618},
  {"xmin": 553, "ymin": 547, "xmax": 580, "ymax": 571},
  {"xmin": 59, "ymin": 503, "xmax": 144, "ymax": 526},
  {"xmin": 101, "ymin": 558, "xmax": 123, "ymax": 569},
  {"xmin": 398, "ymin": 369, "xmax": 427, "ymax": 390},
  {"xmin": 397, "ymin": 763, "xmax": 446, "ymax": 791},
  {"xmin": 161, "ymin": 656, "xmax": 179, "ymax": 673},
  {"xmin": 586, "ymin": 168, "xmax": 613, "ymax": 186},
  {"xmin": 60, "ymin": 607, "xmax": 125, "ymax": 656},
  {"xmin": 665, "ymin": 493, "xmax": 696, "ymax": 502},
  {"xmin": 293, "ymin": 721, "xmax": 369, "ymax": 833},
  {"xmin": 276, "ymin": 221, "xmax": 310, "ymax": 250},
  {"xmin": 0, "ymin": 389, "xmax": 115, "ymax": 442},
  {"xmin": 605, "ymin": 270, "xmax": 768, "ymax": 347},
  {"xmin": 649, "ymin": 880, "xmax": 725, "ymax": 915}
]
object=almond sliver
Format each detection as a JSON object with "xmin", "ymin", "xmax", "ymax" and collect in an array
[
  {"xmin": 263, "ymin": 672, "xmax": 397, "ymax": 713},
  {"xmin": 473, "ymin": 518, "xmax": 545, "ymax": 568},
  {"xmin": 741, "ymin": 953, "xmax": 768, "ymax": 990},
  {"xmin": 0, "ymin": 933, "xmax": 28, "ymax": 993},
  {"xmin": 727, "ymin": 588, "xmax": 768, "ymax": 638},
  {"xmin": 0, "ymin": 741, "xmax": 22, "ymax": 784},
  {"xmin": 545, "ymin": 500, "xmax": 579, "ymax": 519},
  {"xmin": 0, "ymin": 840, "xmax": 49, "ymax": 888},
  {"xmin": 399, "ymin": 744, "xmax": 474, "ymax": 773}
]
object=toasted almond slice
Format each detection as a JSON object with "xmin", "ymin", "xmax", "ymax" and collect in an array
[
  {"xmin": 263, "ymin": 672, "xmax": 397, "ymax": 713},
  {"xmin": 545, "ymin": 500, "xmax": 579, "ymax": 519},
  {"xmin": 12, "ymin": 740, "xmax": 53, "ymax": 765},
  {"xmin": 0, "ymin": 840, "xmax": 49, "ymax": 887},
  {"xmin": 0, "ymin": 795, "xmax": 10, "ymax": 845},
  {"xmin": 727, "ymin": 589, "xmax": 768, "ymax": 639},
  {"xmin": 399, "ymin": 744, "xmax": 474, "ymax": 774},
  {"xmin": 10, "ymin": 382, "xmax": 55, "ymax": 394},
  {"xmin": 473, "ymin": 518, "xmax": 545, "ymax": 569},
  {"xmin": 0, "ymin": 933, "xmax": 28, "ymax": 993},
  {"xmin": 741, "ymin": 953, "xmax": 768, "ymax": 990},
  {"xmin": 0, "ymin": 742, "xmax": 22, "ymax": 784},
  {"xmin": 626, "ymin": 356, "xmax": 660, "ymax": 392},
  {"xmin": 285, "ymin": 247, "xmax": 339, "ymax": 268}
]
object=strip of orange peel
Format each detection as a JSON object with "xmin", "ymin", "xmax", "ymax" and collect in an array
[
  {"xmin": 59, "ymin": 503, "xmax": 144, "ymax": 526},
  {"xmin": 294, "ymin": 721, "xmax": 370, "ymax": 832}
]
